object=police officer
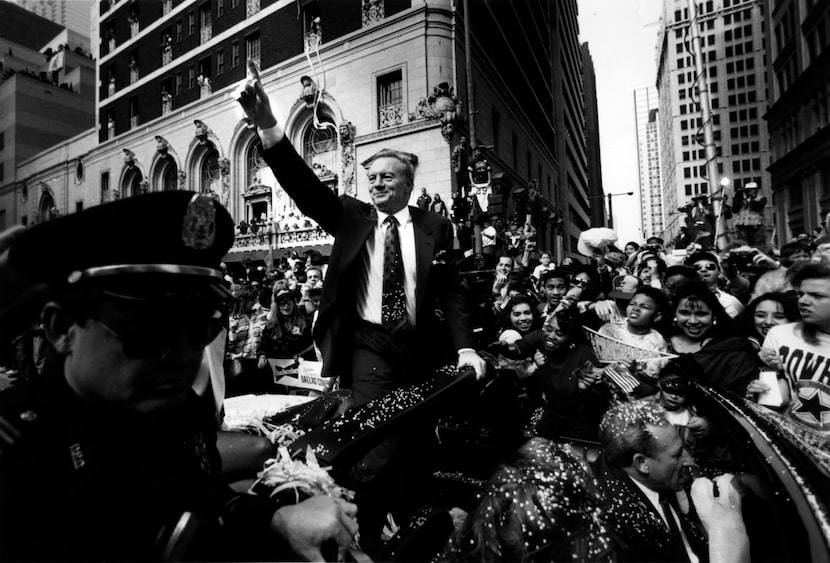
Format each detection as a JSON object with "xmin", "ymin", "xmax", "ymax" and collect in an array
[{"xmin": 0, "ymin": 191, "xmax": 357, "ymax": 561}]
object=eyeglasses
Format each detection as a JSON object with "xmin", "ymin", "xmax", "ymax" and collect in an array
[
  {"xmin": 88, "ymin": 310, "xmax": 224, "ymax": 358},
  {"xmin": 570, "ymin": 277, "xmax": 589, "ymax": 287},
  {"xmin": 694, "ymin": 263, "xmax": 718, "ymax": 272}
]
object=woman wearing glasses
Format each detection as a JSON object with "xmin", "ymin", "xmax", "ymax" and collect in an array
[{"xmin": 666, "ymin": 281, "xmax": 759, "ymax": 394}]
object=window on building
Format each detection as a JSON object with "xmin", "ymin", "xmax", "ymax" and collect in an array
[
  {"xmin": 218, "ymin": 0, "xmax": 224, "ymax": 17},
  {"xmin": 377, "ymin": 69, "xmax": 403, "ymax": 128},
  {"xmin": 232, "ymin": 41, "xmax": 240, "ymax": 67},
  {"xmin": 188, "ymin": 11, "xmax": 195, "ymax": 35},
  {"xmin": 101, "ymin": 171, "xmax": 110, "ymax": 203},
  {"xmin": 176, "ymin": 20, "xmax": 183, "ymax": 41},
  {"xmin": 129, "ymin": 97, "xmax": 139, "ymax": 128},
  {"xmin": 217, "ymin": 51, "xmax": 224, "ymax": 75},
  {"xmin": 200, "ymin": 5, "xmax": 211, "ymax": 29},
  {"xmin": 188, "ymin": 66, "xmax": 195, "ymax": 89},
  {"xmin": 246, "ymin": 33, "xmax": 261, "ymax": 63},
  {"xmin": 175, "ymin": 72, "xmax": 182, "ymax": 94},
  {"xmin": 0, "ymin": 131, "xmax": 4, "ymax": 151},
  {"xmin": 303, "ymin": 118, "xmax": 338, "ymax": 174}
]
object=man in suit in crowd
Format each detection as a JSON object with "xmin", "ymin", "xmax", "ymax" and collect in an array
[
  {"xmin": 596, "ymin": 401, "xmax": 709, "ymax": 562},
  {"xmin": 238, "ymin": 60, "xmax": 486, "ymax": 554}
]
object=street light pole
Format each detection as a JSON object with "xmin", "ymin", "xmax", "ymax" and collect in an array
[{"xmin": 606, "ymin": 191, "xmax": 634, "ymax": 230}]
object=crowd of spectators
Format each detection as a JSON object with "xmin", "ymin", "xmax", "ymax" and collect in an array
[{"xmin": 3, "ymin": 212, "xmax": 829, "ymax": 560}]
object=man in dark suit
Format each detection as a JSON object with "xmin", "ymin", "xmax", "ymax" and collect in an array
[
  {"xmin": 596, "ymin": 401, "xmax": 708, "ymax": 563},
  {"xmin": 238, "ymin": 60, "xmax": 485, "ymax": 553},
  {"xmin": 237, "ymin": 60, "xmax": 485, "ymax": 400}
]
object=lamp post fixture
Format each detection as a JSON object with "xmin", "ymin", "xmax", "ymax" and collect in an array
[{"xmin": 606, "ymin": 191, "xmax": 634, "ymax": 230}]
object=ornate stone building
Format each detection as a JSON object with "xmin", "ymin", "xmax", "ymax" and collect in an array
[{"xmin": 2, "ymin": 0, "xmax": 595, "ymax": 263}]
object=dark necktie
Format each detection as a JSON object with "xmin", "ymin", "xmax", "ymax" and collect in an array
[
  {"xmin": 382, "ymin": 216, "xmax": 407, "ymax": 333},
  {"xmin": 659, "ymin": 493, "xmax": 691, "ymax": 563}
]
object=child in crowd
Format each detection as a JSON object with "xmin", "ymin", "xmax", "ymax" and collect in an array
[
  {"xmin": 597, "ymin": 285, "xmax": 669, "ymax": 378},
  {"xmin": 656, "ymin": 361, "xmax": 711, "ymax": 450}
]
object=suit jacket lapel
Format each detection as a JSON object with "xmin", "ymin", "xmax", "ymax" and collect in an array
[
  {"xmin": 411, "ymin": 208, "xmax": 434, "ymax": 313},
  {"xmin": 339, "ymin": 208, "xmax": 377, "ymax": 271}
]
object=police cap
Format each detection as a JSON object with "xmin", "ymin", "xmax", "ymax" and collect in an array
[{"xmin": 9, "ymin": 191, "xmax": 234, "ymax": 303}]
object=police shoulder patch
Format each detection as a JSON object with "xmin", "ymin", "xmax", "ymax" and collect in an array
[{"xmin": 181, "ymin": 194, "xmax": 217, "ymax": 250}]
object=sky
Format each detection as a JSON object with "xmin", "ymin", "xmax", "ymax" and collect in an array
[{"xmin": 577, "ymin": 0, "xmax": 663, "ymax": 244}]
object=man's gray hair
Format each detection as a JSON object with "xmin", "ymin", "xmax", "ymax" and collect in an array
[
  {"xmin": 362, "ymin": 149, "xmax": 418, "ymax": 188},
  {"xmin": 599, "ymin": 401, "xmax": 672, "ymax": 469}
]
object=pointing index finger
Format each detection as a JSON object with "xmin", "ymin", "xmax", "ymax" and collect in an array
[{"xmin": 247, "ymin": 58, "xmax": 261, "ymax": 82}]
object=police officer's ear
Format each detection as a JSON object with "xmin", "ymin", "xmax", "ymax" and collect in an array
[{"xmin": 41, "ymin": 302, "xmax": 75, "ymax": 355}]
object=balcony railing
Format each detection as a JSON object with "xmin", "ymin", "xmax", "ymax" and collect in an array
[
  {"xmin": 378, "ymin": 102, "xmax": 403, "ymax": 128},
  {"xmin": 228, "ymin": 226, "xmax": 334, "ymax": 255},
  {"xmin": 277, "ymin": 226, "xmax": 333, "ymax": 248},
  {"xmin": 246, "ymin": 0, "xmax": 260, "ymax": 18},
  {"xmin": 200, "ymin": 24, "xmax": 212, "ymax": 44}
]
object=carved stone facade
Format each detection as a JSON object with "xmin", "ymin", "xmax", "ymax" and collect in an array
[
  {"xmin": 339, "ymin": 120, "xmax": 356, "ymax": 195},
  {"xmin": 362, "ymin": 0, "xmax": 384, "ymax": 27}
]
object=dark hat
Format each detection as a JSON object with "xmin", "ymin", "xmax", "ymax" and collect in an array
[
  {"xmin": 274, "ymin": 288, "xmax": 295, "ymax": 302},
  {"xmin": 9, "ymin": 191, "xmax": 234, "ymax": 302},
  {"xmin": 685, "ymin": 251, "xmax": 720, "ymax": 268},
  {"xmin": 646, "ymin": 236, "xmax": 664, "ymax": 246}
]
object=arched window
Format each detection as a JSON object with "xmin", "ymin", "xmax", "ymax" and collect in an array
[
  {"xmin": 246, "ymin": 140, "xmax": 271, "ymax": 187},
  {"xmin": 302, "ymin": 119, "xmax": 337, "ymax": 177},
  {"xmin": 123, "ymin": 168, "xmax": 143, "ymax": 197},
  {"xmin": 38, "ymin": 192, "xmax": 56, "ymax": 222},
  {"xmin": 156, "ymin": 155, "xmax": 178, "ymax": 191},
  {"xmin": 200, "ymin": 146, "xmax": 221, "ymax": 194}
]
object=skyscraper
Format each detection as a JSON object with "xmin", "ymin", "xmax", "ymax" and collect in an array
[
  {"xmin": 656, "ymin": 0, "xmax": 772, "ymax": 243},
  {"xmin": 583, "ymin": 42, "xmax": 605, "ymax": 228},
  {"xmin": 634, "ymin": 85, "xmax": 663, "ymax": 239},
  {"xmin": 764, "ymin": 0, "xmax": 830, "ymax": 238},
  {"xmin": 14, "ymin": 0, "xmax": 93, "ymax": 38}
]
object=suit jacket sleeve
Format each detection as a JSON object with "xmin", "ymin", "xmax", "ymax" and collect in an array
[
  {"xmin": 260, "ymin": 138, "xmax": 342, "ymax": 235},
  {"xmin": 433, "ymin": 219, "xmax": 476, "ymax": 352}
]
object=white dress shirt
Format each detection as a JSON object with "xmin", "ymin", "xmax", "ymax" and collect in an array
[{"xmin": 356, "ymin": 207, "xmax": 417, "ymax": 327}]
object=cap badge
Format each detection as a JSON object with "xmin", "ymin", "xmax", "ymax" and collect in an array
[{"xmin": 181, "ymin": 194, "xmax": 216, "ymax": 250}]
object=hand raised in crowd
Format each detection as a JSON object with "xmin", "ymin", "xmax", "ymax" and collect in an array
[
  {"xmin": 237, "ymin": 59, "xmax": 278, "ymax": 130},
  {"xmin": 271, "ymin": 496, "xmax": 359, "ymax": 563},
  {"xmin": 591, "ymin": 299, "xmax": 622, "ymax": 323},
  {"xmin": 690, "ymin": 474, "xmax": 750, "ymax": 563},
  {"xmin": 751, "ymin": 249, "xmax": 780, "ymax": 270},
  {"xmin": 532, "ymin": 349, "xmax": 546, "ymax": 369}
]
